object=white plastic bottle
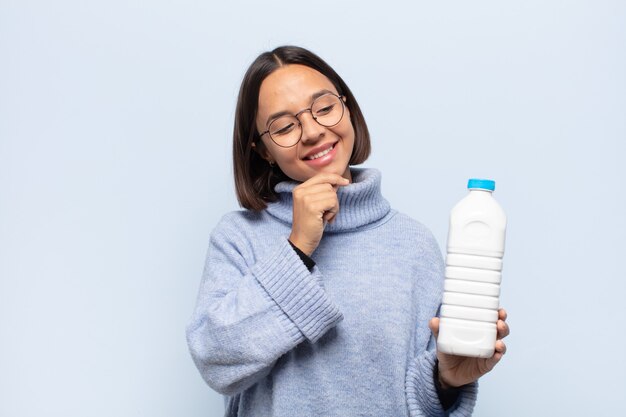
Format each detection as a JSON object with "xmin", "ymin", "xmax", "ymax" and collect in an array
[{"xmin": 436, "ymin": 178, "xmax": 507, "ymax": 358}]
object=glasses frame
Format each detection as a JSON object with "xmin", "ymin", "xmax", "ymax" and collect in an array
[{"xmin": 258, "ymin": 93, "xmax": 346, "ymax": 148}]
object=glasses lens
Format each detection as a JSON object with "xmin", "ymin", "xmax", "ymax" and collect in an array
[
  {"xmin": 312, "ymin": 94, "xmax": 344, "ymax": 127},
  {"xmin": 269, "ymin": 116, "xmax": 301, "ymax": 147}
]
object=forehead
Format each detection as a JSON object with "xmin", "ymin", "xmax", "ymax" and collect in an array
[{"xmin": 258, "ymin": 64, "xmax": 336, "ymax": 111}]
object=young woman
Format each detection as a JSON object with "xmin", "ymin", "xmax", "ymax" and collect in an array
[{"xmin": 186, "ymin": 45, "xmax": 509, "ymax": 416}]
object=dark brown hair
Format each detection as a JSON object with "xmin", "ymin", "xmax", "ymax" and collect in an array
[{"xmin": 233, "ymin": 45, "xmax": 371, "ymax": 211}]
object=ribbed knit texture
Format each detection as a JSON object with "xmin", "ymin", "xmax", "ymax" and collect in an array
[
  {"xmin": 268, "ymin": 167, "xmax": 391, "ymax": 233},
  {"xmin": 186, "ymin": 167, "xmax": 478, "ymax": 416},
  {"xmin": 252, "ymin": 240, "xmax": 343, "ymax": 343}
]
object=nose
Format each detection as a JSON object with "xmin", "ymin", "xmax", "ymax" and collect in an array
[{"xmin": 298, "ymin": 110, "xmax": 325, "ymax": 144}]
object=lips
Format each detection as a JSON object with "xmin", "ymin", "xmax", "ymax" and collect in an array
[{"xmin": 302, "ymin": 141, "xmax": 338, "ymax": 160}]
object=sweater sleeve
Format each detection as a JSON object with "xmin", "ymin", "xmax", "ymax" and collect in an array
[
  {"xmin": 185, "ymin": 221, "xmax": 343, "ymax": 396},
  {"xmin": 405, "ymin": 227, "xmax": 479, "ymax": 416},
  {"xmin": 406, "ymin": 348, "xmax": 478, "ymax": 416}
]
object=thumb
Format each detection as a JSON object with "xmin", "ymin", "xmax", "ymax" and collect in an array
[{"xmin": 429, "ymin": 317, "xmax": 440, "ymax": 339}]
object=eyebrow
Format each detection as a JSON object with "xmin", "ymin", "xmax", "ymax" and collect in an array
[{"xmin": 265, "ymin": 89, "xmax": 335, "ymax": 127}]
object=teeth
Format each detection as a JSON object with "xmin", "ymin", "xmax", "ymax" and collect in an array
[{"xmin": 306, "ymin": 144, "xmax": 334, "ymax": 160}]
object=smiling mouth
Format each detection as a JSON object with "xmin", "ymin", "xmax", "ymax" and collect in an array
[{"xmin": 303, "ymin": 142, "xmax": 337, "ymax": 160}]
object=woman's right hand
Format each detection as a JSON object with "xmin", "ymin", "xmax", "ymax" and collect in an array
[{"xmin": 288, "ymin": 173, "xmax": 350, "ymax": 256}]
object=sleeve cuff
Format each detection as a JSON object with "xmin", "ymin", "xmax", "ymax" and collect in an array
[
  {"xmin": 406, "ymin": 350, "xmax": 478, "ymax": 417},
  {"xmin": 252, "ymin": 238, "xmax": 343, "ymax": 343}
]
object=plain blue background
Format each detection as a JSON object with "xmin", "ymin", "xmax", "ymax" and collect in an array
[{"xmin": 1, "ymin": 1, "xmax": 624, "ymax": 416}]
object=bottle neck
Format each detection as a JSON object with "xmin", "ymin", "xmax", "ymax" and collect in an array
[{"xmin": 468, "ymin": 189, "xmax": 493, "ymax": 195}]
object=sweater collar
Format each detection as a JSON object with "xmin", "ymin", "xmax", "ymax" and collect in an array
[{"xmin": 266, "ymin": 167, "xmax": 391, "ymax": 233}]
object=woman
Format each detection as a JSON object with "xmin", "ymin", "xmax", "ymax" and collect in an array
[{"xmin": 186, "ymin": 45, "xmax": 509, "ymax": 416}]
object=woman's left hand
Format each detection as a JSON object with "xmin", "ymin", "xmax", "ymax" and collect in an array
[{"xmin": 429, "ymin": 308, "xmax": 510, "ymax": 389}]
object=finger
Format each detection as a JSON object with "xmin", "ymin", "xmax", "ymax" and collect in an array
[
  {"xmin": 308, "ymin": 194, "xmax": 340, "ymax": 213},
  {"xmin": 322, "ymin": 210, "xmax": 336, "ymax": 222},
  {"xmin": 497, "ymin": 319, "xmax": 510, "ymax": 339},
  {"xmin": 484, "ymin": 341, "xmax": 507, "ymax": 371},
  {"xmin": 429, "ymin": 317, "xmax": 440, "ymax": 339},
  {"xmin": 486, "ymin": 351, "xmax": 504, "ymax": 370},
  {"xmin": 301, "ymin": 191, "xmax": 338, "ymax": 211},
  {"xmin": 495, "ymin": 340, "xmax": 507, "ymax": 355},
  {"xmin": 498, "ymin": 308, "xmax": 507, "ymax": 321},
  {"xmin": 322, "ymin": 201, "xmax": 339, "ymax": 223},
  {"xmin": 297, "ymin": 189, "xmax": 340, "ymax": 211},
  {"xmin": 294, "ymin": 183, "xmax": 338, "ymax": 200},
  {"xmin": 310, "ymin": 199, "xmax": 340, "ymax": 224},
  {"xmin": 301, "ymin": 173, "xmax": 350, "ymax": 188}
]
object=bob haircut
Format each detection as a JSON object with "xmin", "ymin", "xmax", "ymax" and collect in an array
[{"xmin": 233, "ymin": 45, "xmax": 371, "ymax": 211}]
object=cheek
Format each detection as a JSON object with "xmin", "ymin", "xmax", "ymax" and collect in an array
[
  {"xmin": 336, "ymin": 117, "xmax": 356, "ymax": 143},
  {"xmin": 274, "ymin": 147, "xmax": 298, "ymax": 164}
]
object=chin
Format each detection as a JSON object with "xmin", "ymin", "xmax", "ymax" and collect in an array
[
  {"xmin": 312, "ymin": 164, "xmax": 350, "ymax": 182},
  {"xmin": 282, "ymin": 157, "xmax": 351, "ymax": 183}
]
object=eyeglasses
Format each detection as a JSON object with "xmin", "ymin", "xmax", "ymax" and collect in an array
[{"xmin": 258, "ymin": 93, "xmax": 346, "ymax": 148}]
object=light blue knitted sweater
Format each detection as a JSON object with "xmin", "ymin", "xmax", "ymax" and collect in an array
[{"xmin": 186, "ymin": 167, "xmax": 478, "ymax": 416}]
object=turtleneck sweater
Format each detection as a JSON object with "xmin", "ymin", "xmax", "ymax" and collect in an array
[{"xmin": 186, "ymin": 167, "xmax": 479, "ymax": 416}]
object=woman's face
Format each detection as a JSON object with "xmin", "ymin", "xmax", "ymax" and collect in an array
[{"xmin": 254, "ymin": 64, "xmax": 355, "ymax": 183}]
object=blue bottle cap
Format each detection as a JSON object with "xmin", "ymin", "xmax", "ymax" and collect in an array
[{"xmin": 468, "ymin": 178, "xmax": 495, "ymax": 191}]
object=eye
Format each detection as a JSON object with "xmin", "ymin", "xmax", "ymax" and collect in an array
[
  {"xmin": 272, "ymin": 122, "xmax": 296, "ymax": 135},
  {"xmin": 315, "ymin": 104, "xmax": 335, "ymax": 115}
]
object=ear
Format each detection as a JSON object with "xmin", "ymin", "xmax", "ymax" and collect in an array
[
  {"xmin": 342, "ymin": 95, "xmax": 350, "ymax": 116},
  {"xmin": 251, "ymin": 140, "xmax": 273, "ymax": 163}
]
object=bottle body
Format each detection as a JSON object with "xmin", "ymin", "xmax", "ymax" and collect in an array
[{"xmin": 437, "ymin": 180, "xmax": 507, "ymax": 358}]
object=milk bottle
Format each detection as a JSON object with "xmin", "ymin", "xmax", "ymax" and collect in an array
[{"xmin": 436, "ymin": 179, "xmax": 507, "ymax": 358}]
